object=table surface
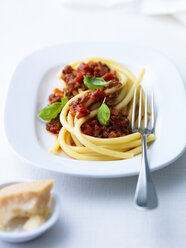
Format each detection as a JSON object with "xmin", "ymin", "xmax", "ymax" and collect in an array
[{"xmin": 1, "ymin": 1, "xmax": 186, "ymax": 247}]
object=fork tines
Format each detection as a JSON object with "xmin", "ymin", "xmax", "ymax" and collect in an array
[{"xmin": 132, "ymin": 87, "xmax": 154, "ymax": 134}]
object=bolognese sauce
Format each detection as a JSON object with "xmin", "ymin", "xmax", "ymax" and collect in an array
[
  {"xmin": 46, "ymin": 116, "xmax": 62, "ymax": 134},
  {"xmin": 81, "ymin": 109, "xmax": 131, "ymax": 138},
  {"xmin": 69, "ymin": 88, "xmax": 105, "ymax": 119},
  {"xmin": 45, "ymin": 61, "xmax": 131, "ymax": 137}
]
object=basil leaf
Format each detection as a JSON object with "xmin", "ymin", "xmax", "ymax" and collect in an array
[
  {"xmin": 38, "ymin": 102, "xmax": 63, "ymax": 121},
  {"xmin": 61, "ymin": 94, "xmax": 68, "ymax": 107},
  {"xmin": 83, "ymin": 76, "xmax": 109, "ymax": 90},
  {"xmin": 97, "ymin": 99, "xmax": 110, "ymax": 126},
  {"xmin": 39, "ymin": 94, "xmax": 68, "ymax": 121}
]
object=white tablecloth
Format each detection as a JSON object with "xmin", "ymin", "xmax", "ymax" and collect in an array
[{"xmin": 0, "ymin": 1, "xmax": 186, "ymax": 247}]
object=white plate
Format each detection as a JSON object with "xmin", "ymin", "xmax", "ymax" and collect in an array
[{"xmin": 4, "ymin": 42, "xmax": 186, "ymax": 178}]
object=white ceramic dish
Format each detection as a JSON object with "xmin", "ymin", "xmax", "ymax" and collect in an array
[
  {"xmin": 0, "ymin": 181, "xmax": 60, "ymax": 243},
  {"xmin": 4, "ymin": 42, "xmax": 186, "ymax": 177}
]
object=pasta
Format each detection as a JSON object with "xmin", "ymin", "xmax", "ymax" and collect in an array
[{"xmin": 39, "ymin": 58, "xmax": 155, "ymax": 160}]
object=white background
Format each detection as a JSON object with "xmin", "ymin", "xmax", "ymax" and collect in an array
[{"xmin": 1, "ymin": 0, "xmax": 186, "ymax": 247}]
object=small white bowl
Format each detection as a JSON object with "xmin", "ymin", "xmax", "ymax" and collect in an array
[{"xmin": 0, "ymin": 181, "xmax": 61, "ymax": 243}]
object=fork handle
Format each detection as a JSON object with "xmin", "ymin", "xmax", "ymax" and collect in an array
[{"xmin": 134, "ymin": 135, "xmax": 158, "ymax": 209}]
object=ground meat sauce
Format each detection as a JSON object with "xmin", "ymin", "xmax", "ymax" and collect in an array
[
  {"xmin": 46, "ymin": 61, "xmax": 128, "ymax": 136},
  {"xmin": 46, "ymin": 115, "xmax": 62, "ymax": 134},
  {"xmin": 48, "ymin": 93, "xmax": 62, "ymax": 104},
  {"xmin": 69, "ymin": 88, "xmax": 105, "ymax": 119},
  {"xmin": 78, "ymin": 62, "xmax": 110, "ymax": 77},
  {"xmin": 61, "ymin": 61, "xmax": 120, "ymax": 98},
  {"xmin": 81, "ymin": 109, "xmax": 131, "ymax": 138},
  {"xmin": 62, "ymin": 65, "xmax": 86, "ymax": 98},
  {"xmin": 105, "ymin": 92, "xmax": 119, "ymax": 106},
  {"xmin": 105, "ymin": 79, "xmax": 122, "ymax": 89}
]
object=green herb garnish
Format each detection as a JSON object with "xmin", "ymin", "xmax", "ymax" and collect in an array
[
  {"xmin": 83, "ymin": 76, "xmax": 110, "ymax": 90},
  {"xmin": 97, "ymin": 98, "xmax": 110, "ymax": 126},
  {"xmin": 61, "ymin": 92, "xmax": 68, "ymax": 107},
  {"xmin": 38, "ymin": 93, "xmax": 68, "ymax": 121}
]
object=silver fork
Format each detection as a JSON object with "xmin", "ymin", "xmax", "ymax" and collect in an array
[{"xmin": 132, "ymin": 88, "xmax": 158, "ymax": 209}]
